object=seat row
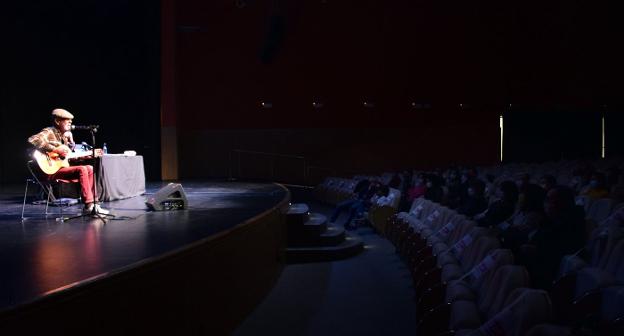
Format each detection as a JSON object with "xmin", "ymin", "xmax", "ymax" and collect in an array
[{"xmin": 382, "ymin": 197, "xmax": 624, "ymax": 335}]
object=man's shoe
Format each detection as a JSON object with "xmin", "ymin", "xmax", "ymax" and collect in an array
[
  {"xmin": 94, "ymin": 204, "xmax": 110, "ymax": 215},
  {"xmin": 83, "ymin": 203, "xmax": 94, "ymax": 215},
  {"xmin": 83, "ymin": 203, "xmax": 110, "ymax": 215}
]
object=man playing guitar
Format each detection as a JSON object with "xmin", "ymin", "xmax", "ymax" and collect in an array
[{"xmin": 28, "ymin": 108, "xmax": 110, "ymax": 215}]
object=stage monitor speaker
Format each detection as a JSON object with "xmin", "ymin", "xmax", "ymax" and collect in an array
[{"xmin": 146, "ymin": 183, "xmax": 188, "ymax": 211}]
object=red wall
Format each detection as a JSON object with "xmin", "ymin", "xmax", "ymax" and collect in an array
[
  {"xmin": 165, "ymin": 0, "xmax": 612, "ymax": 179},
  {"xmin": 172, "ymin": 0, "xmax": 508, "ymax": 127}
]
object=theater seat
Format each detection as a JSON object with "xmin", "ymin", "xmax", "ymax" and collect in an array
[
  {"xmin": 458, "ymin": 288, "xmax": 552, "ymax": 336},
  {"xmin": 586, "ymin": 198, "xmax": 616, "ymax": 226},
  {"xmin": 449, "ymin": 265, "xmax": 531, "ymax": 331},
  {"xmin": 418, "ymin": 265, "xmax": 531, "ymax": 334}
]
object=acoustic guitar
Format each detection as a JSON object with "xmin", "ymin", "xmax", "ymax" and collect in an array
[{"xmin": 33, "ymin": 149, "xmax": 96, "ymax": 175}]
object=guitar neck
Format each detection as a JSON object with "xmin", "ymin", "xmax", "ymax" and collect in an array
[{"xmin": 67, "ymin": 150, "xmax": 93, "ymax": 159}]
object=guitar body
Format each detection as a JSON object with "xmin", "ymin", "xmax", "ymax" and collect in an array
[{"xmin": 33, "ymin": 149, "xmax": 93, "ymax": 175}]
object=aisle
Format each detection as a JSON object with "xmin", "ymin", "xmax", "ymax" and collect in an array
[{"xmin": 233, "ymin": 201, "xmax": 417, "ymax": 336}]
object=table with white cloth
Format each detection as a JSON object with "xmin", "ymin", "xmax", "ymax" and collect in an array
[{"xmin": 96, "ymin": 154, "xmax": 146, "ymax": 201}]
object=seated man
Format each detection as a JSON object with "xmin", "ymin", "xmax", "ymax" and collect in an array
[
  {"xmin": 28, "ymin": 108, "xmax": 109, "ymax": 215},
  {"xmin": 516, "ymin": 186, "xmax": 586, "ymax": 290},
  {"xmin": 328, "ymin": 180, "xmax": 380, "ymax": 229}
]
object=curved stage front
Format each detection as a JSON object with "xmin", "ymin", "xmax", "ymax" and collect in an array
[{"xmin": 0, "ymin": 181, "xmax": 290, "ymax": 335}]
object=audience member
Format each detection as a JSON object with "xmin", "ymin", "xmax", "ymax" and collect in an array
[
  {"xmin": 457, "ymin": 179, "xmax": 488, "ymax": 217},
  {"xmin": 476, "ymin": 181, "xmax": 519, "ymax": 228},
  {"xmin": 349, "ymin": 184, "xmax": 392, "ymax": 230},
  {"xmin": 538, "ymin": 174, "xmax": 557, "ymax": 193},
  {"xmin": 424, "ymin": 174, "xmax": 444, "ymax": 203},
  {"xmin": 498, "ymin": 184, "xmax": 547, "ymax": 253},
  {"xmin": 328, "ymin": 179, "xmax": 378, "ymax": 227},
  {"xmin": 407, "ymin": 173, "xmax": 427, "ymax": 203},
  {"xmin": 444, "ymin": 169, "xmax": 463, "ymax": 209},
  {"xmin": 580, "ymin": 172, "xmax": 610, "ymax": 200},
  {"xmin": 398, "ymin": 170, "xmax": 413, "ymax": 212},
  {"xmin": 458, "ymin": 168, "xmax": 478, "ymax": 204},
  {"xmin": 517, "ymin": 186, "xmax": 587, "ymax": 290},
  {"xmin": 388, "ymin": 173, "xmax": 402, "ymax": 189},
  {"xmin": 570, "ymin": 163, "xmax": 594, "ymax": 194}
]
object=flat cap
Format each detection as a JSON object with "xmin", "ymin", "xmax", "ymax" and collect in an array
[{"xmin": 51, "ymin": 108, "xmax": 74, "ymax": 119}]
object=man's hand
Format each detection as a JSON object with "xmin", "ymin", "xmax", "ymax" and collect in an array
[
  {"xmin": 63, "ymin": 131, "xmax": 74, "ymax": 144},
  {"xmin": 52, "ymin": 145, "xmax": 71, "ymax": 157}
]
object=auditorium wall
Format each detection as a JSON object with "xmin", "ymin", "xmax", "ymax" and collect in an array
[{"xmin": 169, "ymin": 0, "xmax": 619, "ymax": 181}]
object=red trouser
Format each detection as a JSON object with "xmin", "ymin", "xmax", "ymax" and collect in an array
[{"xmin": 50, "ymin": 165, "xmax": 96, "ymax": 203}]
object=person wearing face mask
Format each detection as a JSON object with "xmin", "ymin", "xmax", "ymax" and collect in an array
[{"xmin": 580, "ymin": 172, "xmax": 609, "ymax": 200}]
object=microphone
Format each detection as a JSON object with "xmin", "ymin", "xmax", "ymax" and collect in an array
[{"xmin": 71, "ymin": 125, "xmax": 99, "ymax": 131}]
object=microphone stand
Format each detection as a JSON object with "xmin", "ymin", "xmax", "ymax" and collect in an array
[
  {"xmin": 89, "ymin": 127, "xmax": 115, "ymax": 223},
  {"xmin": 63, "ymin": 126, "xmax": 115, "ymax": 224}
]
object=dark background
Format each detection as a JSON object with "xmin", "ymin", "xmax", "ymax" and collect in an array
[
  {"xmin": 1, "ymin": 1, "xmax": 161, "ymax": 184},
  {"xmin": 1, "ymin": 0, "xmax": 622, "ymax": 185}
]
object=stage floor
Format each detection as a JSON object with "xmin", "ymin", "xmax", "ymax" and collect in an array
[{"xmin": 0, "ymin": 181, "xmax": 288, "ymax": 313}]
